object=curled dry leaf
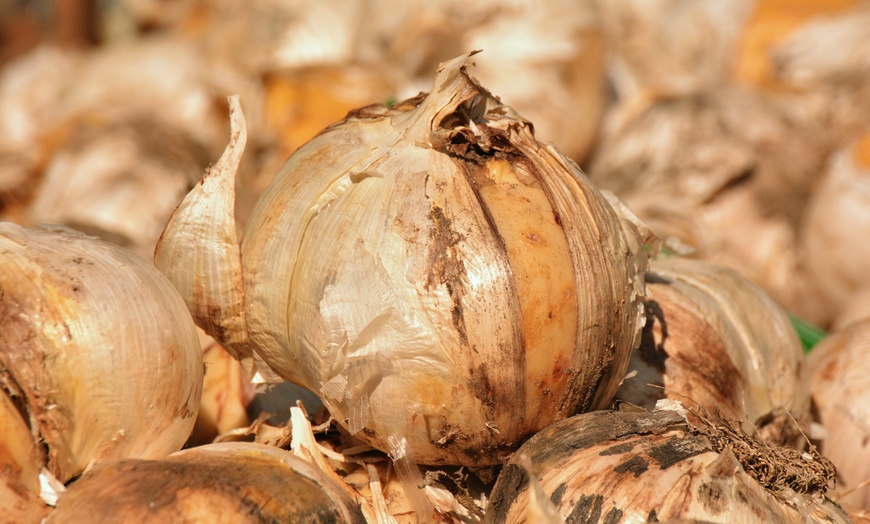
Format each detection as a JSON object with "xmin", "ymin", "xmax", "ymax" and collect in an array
[
  {"xmin": 157, "ymin": 54, "xmax": 647, "ymax": 466},
  {"xmin": 485, "ymin": 408, "xmax": 846, "ymax": 524},
  {"xmin": 45, "ymin": 442, "xmax": 367, "ymax": 524},
  {"xmin": 0, "ymin": 223, "xmax": 203, "ymax": 483},
  {"xmin": 189, "ymin": 328, "xmax": 326, "ymax": 447},
  {"xmin": 155, "ymin": 95, "xmax": 252, "ymax": 370},
  {"xmin": 615, "ymin": 257, "xmax": 810, "ymax": 447},
  {"xmin": 809, "ymin": 319, "xmax": 870, "ymax": 511},
  {"xmin": 288, "ymin": 404, "xmax": 489, "ymax": 523}
]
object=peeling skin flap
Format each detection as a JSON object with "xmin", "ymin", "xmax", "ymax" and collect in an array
[
  {"xmin": 317, "ymin": 241, "xmax": 437, "ymax": 434},
  {"xmin": 317, "ymin": 242, "xmax": 435, "ymax": 364},
  {"xmin": 320, "ymin": 354, "xmax": 394, "ymax": 434},
  {"xmin": 655, "ymin": 398, "xmax": 689, "ymax": 418},
  {"xmin": 39, "ymin": 468, "xmax": 65, "ymax": 506},
  {"xmin": 387, "ymin": 435, "xmax": 436, "ymax": 521}
]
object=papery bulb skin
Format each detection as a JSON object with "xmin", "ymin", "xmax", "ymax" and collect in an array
[
  {"xmin": 234, "ymin": 54, "xmax": 646, "ymax": 466},
  {"xmin": 616, "ymin": 257, "xmax": 809, "ymax": 447},
  {"xmin": 0, "ymin": 387, "xmax": 50, "ymax": 523},
  {"xmin": 46, "ymin": 443, "xmax": 367, "ymax": 524},
  {"xmin": 485, "ymin": 409, "xmax": 847, "ymax": 524},
  {"xmin": 588, "ymin": 85, "xmax": 824, "ymax": 314},
  {"xmin": 809, "ymin": 320, "xmax": 870, "ymax": 511},
  {"xmin": 798, "ymin": 135, "xmax": 870, "ymax": 328},
  {"xmin": 0, "ymin": 223, "xmax": 203, "ymax": 482},
  {"xmin": 26, "ymin": 117, "xmax": 210, "ymax": 260}
]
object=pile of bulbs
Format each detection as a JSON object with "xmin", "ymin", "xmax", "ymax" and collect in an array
[{"xmin": 2, "ymin": 1, "xmax": 870, "ymax": 522}]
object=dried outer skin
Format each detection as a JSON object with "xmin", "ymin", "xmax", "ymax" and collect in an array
[
  {"xmin": 771, "ymin": 4, "xmax": 870, "ymax": 88},
  {"xmin": 357, "ymin": 0, "xmax": 608, "ymax": 163},
  {"xmin": 26, "ymin": 116, "xmax": 210, "ymax": 260},
  {"xmin": 735, "ymin": 0, "xmax": 864, "ymax": 89},
  {"xmin": 0, "ymin": 388, "xmax": 49, "ymax": 523},
  {"xmin": 237, "ymin": 53, "xmax": 646, "ymax": 466},
  {"xmin": 615, "ymin": 275, "xmax": 746, "ymax": 420},
  {"xmin": 0, "ymin": 223, "xmax": 203, "ymax": 482},
  {"xmin": 485, "ymin": 409, "xmax": 849, "ymax": 524},
  {"xmin": 810, "ymin": 320, "xmax": 870, "ymax": 511},
  {"xmin": 589, "ymin": 86, "xmax": 824, "ymax": 312},
  {"xmin": 0, "ymin": 474, "xmax": 50, "ymax": 524},
  {"xmin": 798, "ymin": 136, "xmax": 870, "ymax": 328},
  {"xmin": 46, "ymin": 442, "xmax": 367, "ymax": 524},
  {"xmin": 595, "ymin": 0, "xmax": 752, "ymax": 98},
  {"xmin": 0, "ymin": 388, "xmax": 41, "ymax": 496},
  {"xmin": 616, "ymin": 257, "xmax": 810, "ymax": 446}
]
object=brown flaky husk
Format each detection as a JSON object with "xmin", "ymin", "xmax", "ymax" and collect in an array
[
  {"xmin": 188, "ymin": 329, "xmax": 325, "ymax": 447},
  {"xmin": 615, "ymin": 257, "xmax": 810, "ymax": 447},
  {"xmin": 156, "ymin": 54, "xmax": 648, "ymax": 467},
  {"xmin": 221, "ymin": 402, "xmax": 491, "ymax": 523},
  {"xmin": 588, "ymin": 84, "xmax": 826, "ymax": 312},
  {"xmin": 46, "ymin": 442, "xmax": 367, "ymax": 524},
  {"xmin": 485, "ymin": 408, "xmax": 847, "ymax": 524},
  {"xmin": 809, "ymin": 319, "xmax": 870, "ymax": 512}
]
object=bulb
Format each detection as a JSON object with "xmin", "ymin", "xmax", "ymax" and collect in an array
[
  {"xmin": 156, "ymin": 54, "xmax": 647, "ymax": 466},
  {"xmin": 0, "ymin": 223, "xmax": 203, "ymax": 482}
]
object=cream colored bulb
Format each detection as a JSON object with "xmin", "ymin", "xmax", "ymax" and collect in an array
[
  {"xmin": 0, "ymin": 223, "xmax": 203, "ymax": 482},
  {"xmin": 156, "ymin": 54, "xmax": 647, "ymax": 466}
]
